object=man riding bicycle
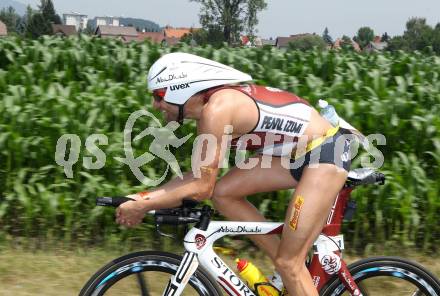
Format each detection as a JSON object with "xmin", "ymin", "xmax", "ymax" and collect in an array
[{"xmin": 115, "ymin": 52, "xmax": 353, "ymax": 296}]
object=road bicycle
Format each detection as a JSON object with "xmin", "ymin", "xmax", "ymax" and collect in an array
[{"xmin": 80, "ymin": 168, "xmax": 440, "ymax": 295}]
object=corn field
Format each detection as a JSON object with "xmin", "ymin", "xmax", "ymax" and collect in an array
[{"xmin": 0, "ymin": 35, "xmax": 439, "ymax": 252}]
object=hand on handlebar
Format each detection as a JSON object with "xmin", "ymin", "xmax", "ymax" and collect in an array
[{"xmin": 115, "ymin": 194, "xmax": 148, "ymax": 228}]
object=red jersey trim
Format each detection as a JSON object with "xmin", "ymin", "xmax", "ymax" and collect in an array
[{"xmin": 203, "ymin": 84, "xmax": 309, "ymax": 152}]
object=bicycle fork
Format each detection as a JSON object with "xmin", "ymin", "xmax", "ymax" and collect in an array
[
  {"xmin": 162, "ymin": 251, "xmax": 200, "ymax": 296},
  {"xmin": 164, "ymin": 248, "xmax": 257, "ymax": 296}
]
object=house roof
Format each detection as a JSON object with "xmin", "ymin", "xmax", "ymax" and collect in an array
[
  {"xmin": 96, "ymin": 16, "xmax": 119, "ymax": 21},
  {"xmin": 275, "ymin": 34, "xmax": 311, "ymax": 48},
  {"xmin": 373, "ymin": 35, "xmax": 382, "ymax": 43},
  {"xmin": 240, "ymin": 35, "xmax": 263, "ymax": 47},
  {"xmin": 0, "ymin": 20, "xmax": 7, "ymax": 36},
  {"xmin": 52, "ymin": 24, "xmax": 77, "ymax": 36},
  {"xmin": 241, "ymin": 35, "xmax": 250, "ymax": 45},
  {"xmin": 138, "ymin": 31, "xmax": 164, "ymax": 43},
  {"xmin": 95, "ymin": 25, "xmax": 138, "ymax": 37},
  {"xmin": 63, "ymin": 12, "xmax": 87, "ymax": 17},
  {"xmin": 163, "ymin": 27, "xmax": 194, "ymax": 39},
  {"xmin": 333, "ymin": 38, "xmax": 342, "ymax": 48},
  {"xmin": 351, "ymin": 40, "xmax": 361, "ymax": 52},
  {"xmin": 333, "ymin": 38, "xmax": 361, "ymax": 52},
  {"xmin": 163, "ymin": 36, "xmax": 181, "ymax": 46},
  {"xmin": 365, "ymin": 41, "xmax": 388, "ymax": 51}
]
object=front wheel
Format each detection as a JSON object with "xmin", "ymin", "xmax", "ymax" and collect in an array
[
  {"xmin": 79, "ymin": 251, "xmax": 223, "ymax": 296},
  {"xmin": 320, "ymin": 256, "xmax": 440, "ymax": 296}
]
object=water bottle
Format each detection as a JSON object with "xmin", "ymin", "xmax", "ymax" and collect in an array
[
  {"xmin": 236, "ymin": 258, "xmax": 280, "ymax": 296},
  {"xmin": 269, "ymin": 271, "xmax": 286, "ymax": 294},
  {"xmin": 318, "ymin": 99, "xmax": 340, "ymax": 127}
]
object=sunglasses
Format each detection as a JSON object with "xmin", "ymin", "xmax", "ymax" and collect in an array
[{"xmin": 153, "ymin": 89, "xmax": 167, "ymax": 102}]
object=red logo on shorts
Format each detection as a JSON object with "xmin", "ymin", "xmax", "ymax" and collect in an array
[{"xmin": 195, "ymin": 234, "xmax": 206, "ymax": 249}]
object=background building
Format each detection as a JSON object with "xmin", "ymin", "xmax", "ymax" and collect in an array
[
  {"xmin": 63, "ymin": 12, "xmax": 88, "ymax": 31},
  {"xmin": 52, "ymin": 24, "xmax": 77, "ymax": 37},
  {"xmin": 96, "ymin": 16, "xmax": 120, "ymax": 27},
  {"xmin": 95, "ymin": 25, "xmax": 138, "ymax": 42},
  {"xmin": 0, "ymin": 20, "xmax": 7, "ymax": 37}
]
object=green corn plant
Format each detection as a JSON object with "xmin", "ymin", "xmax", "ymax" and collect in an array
[{"xmin": 0, "ymin": 36, "xmax": 439, "ymax": 252}]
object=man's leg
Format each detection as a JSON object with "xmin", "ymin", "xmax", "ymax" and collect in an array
[
  {"xmin": 212, "ymin": 156, "xmax": 297, "ymax": 261},
  {"xmin": 274, "ymin": 164, "xmax": 348, "ymax": 296}
]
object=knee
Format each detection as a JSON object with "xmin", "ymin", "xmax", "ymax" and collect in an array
[
  {"xmin": 274, "ymin": 253, "xmax": 306, "ymax": 280},
  {"xmin": 211, "ymin": 184, "xmax": 228, "ymax": 209},
  {"xmin": 211, "ymin": 183, "xmax": 244, "ymax": 211}
]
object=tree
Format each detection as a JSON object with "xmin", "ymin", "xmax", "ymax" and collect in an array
[
  {"xmin": 381, "ymin": 32, "xmax": 390, "ymax": 42},
  {"xmin": 190, "ymin": 0, "xmax": 267, "ymax": 46},
  {"xmin": 403, "ymin": 17, "xmax": 433, "ymax": 52},
  {"xmin": 25, "ymin": 0, "xmax": 62, "ymax": 38},
  {"xmin": 340, "ymin": 35, "xmax": 355, "ymax": 50},
  {"xmin": 322, "ymin": 27, "xmax": 333, "ymax": 45},
  {"xmin": 0, "ymin": 6, "xmax": 21, "ymax": 34},
  {"xmin": 40, "ymin": 0, "xmax": 61, "ymax": 25},
  {"xmin": 433, "ymin": 23, "xmax": 440, "ymax": 54},
  {"xmin": 288, "ymin": 35, "xmax": 327, "ymax": 51},
  {"xmin": 355, "ymin": 26, "xmax": 375, "ymax": 49},
  {"xmin": 27, "ymin": 12, "xmax": 48, "ymax": 38},
  {"xmin": 17, "ymin": 5, "xmax": 34, "ymax": 36},
  {"xmin": 82, "ymin": 21, "xmax": 95, "ymax": 35},
  {"xmin": 386, "ymin": 35, "xmax": 408, "ymax": 52},
  {"xmin": 180, "ymin": 32, "xmax": 198, "ymax": 46},
  {"xmin": 387, "ymin": 18, "xmax": 436, "ymax": 53},
  {"xmin": 181, "ymin": 27, "xmax": 225, "ymax": 48}
]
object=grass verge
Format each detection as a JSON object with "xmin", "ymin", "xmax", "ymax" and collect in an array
[{"xmin": 0, "ymin": 245, "xmax": 438, "ymax": 296}]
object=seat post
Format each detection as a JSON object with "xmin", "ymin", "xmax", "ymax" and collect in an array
[{"xmin": 322, "ymin": 187, "xmax": 354, "ymax": 236}]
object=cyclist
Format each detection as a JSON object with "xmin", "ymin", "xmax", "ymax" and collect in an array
[{"xmin": 115, "ymin": 52, "xmax": 352, "ymax": 295}]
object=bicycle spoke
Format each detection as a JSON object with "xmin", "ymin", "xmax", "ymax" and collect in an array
[
  {"xmin": 410, "ymin": 290, "xmax": 423, "ymax": 296},
  {"xmin": 136, "ymin": 273, "xmax": 149, "ymax": 296}
]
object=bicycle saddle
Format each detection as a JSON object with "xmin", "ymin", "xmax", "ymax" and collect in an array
[{"xmin": 346, "ymin": 168, "xmax": 385, "ymax": 186}]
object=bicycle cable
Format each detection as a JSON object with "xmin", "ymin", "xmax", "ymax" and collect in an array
[{"xmin": 321, "ymin": 233, "xmax": 342, "ymax": 254}]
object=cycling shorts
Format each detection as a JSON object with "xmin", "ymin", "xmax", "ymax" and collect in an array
[{"xmin": 290, "ymin": 130, "xmax": 351, "ymax": 182}]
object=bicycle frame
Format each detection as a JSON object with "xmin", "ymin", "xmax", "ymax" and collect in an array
[{"xmin": 162, "ymin": 187, "xmax": 361, "ymax": 296}]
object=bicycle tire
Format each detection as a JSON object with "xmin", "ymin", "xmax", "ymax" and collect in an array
[
  {"xmin": 79, "ymin": 250, "xmax": 223, "ymax": 296},
  {"xmin": 320, "ymin": 256, "xmax": 440, "ymax": 296}
]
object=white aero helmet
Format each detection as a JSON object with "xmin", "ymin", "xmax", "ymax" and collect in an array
[{"xmin": 147, "ymin": 52, "xmax": 252, "ymax": 106}]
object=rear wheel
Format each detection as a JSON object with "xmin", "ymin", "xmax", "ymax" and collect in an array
[
  {"xmin": 320, "ymin": 256, "xmax": 440, "ymax": 296},
  {"xmin": 79, "ymin": 251, "xmax": 222, "ymax": 296}
]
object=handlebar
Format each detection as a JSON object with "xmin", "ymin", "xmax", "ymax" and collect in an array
[
  {"xmin": 155, "ymin": 215, "xmax": 200, "ymax": 225},
  {"xmin": 96, "ymin": 196, "xmax": 135, "ymax": 207},
  {"xmin": 95, "ymin": 197, "xmax": 208, "ymax": 227}
]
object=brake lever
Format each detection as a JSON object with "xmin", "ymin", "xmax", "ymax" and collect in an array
[{"xmin": 155, "ymin": 224, "xmax": 175, "ymax": 239}]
